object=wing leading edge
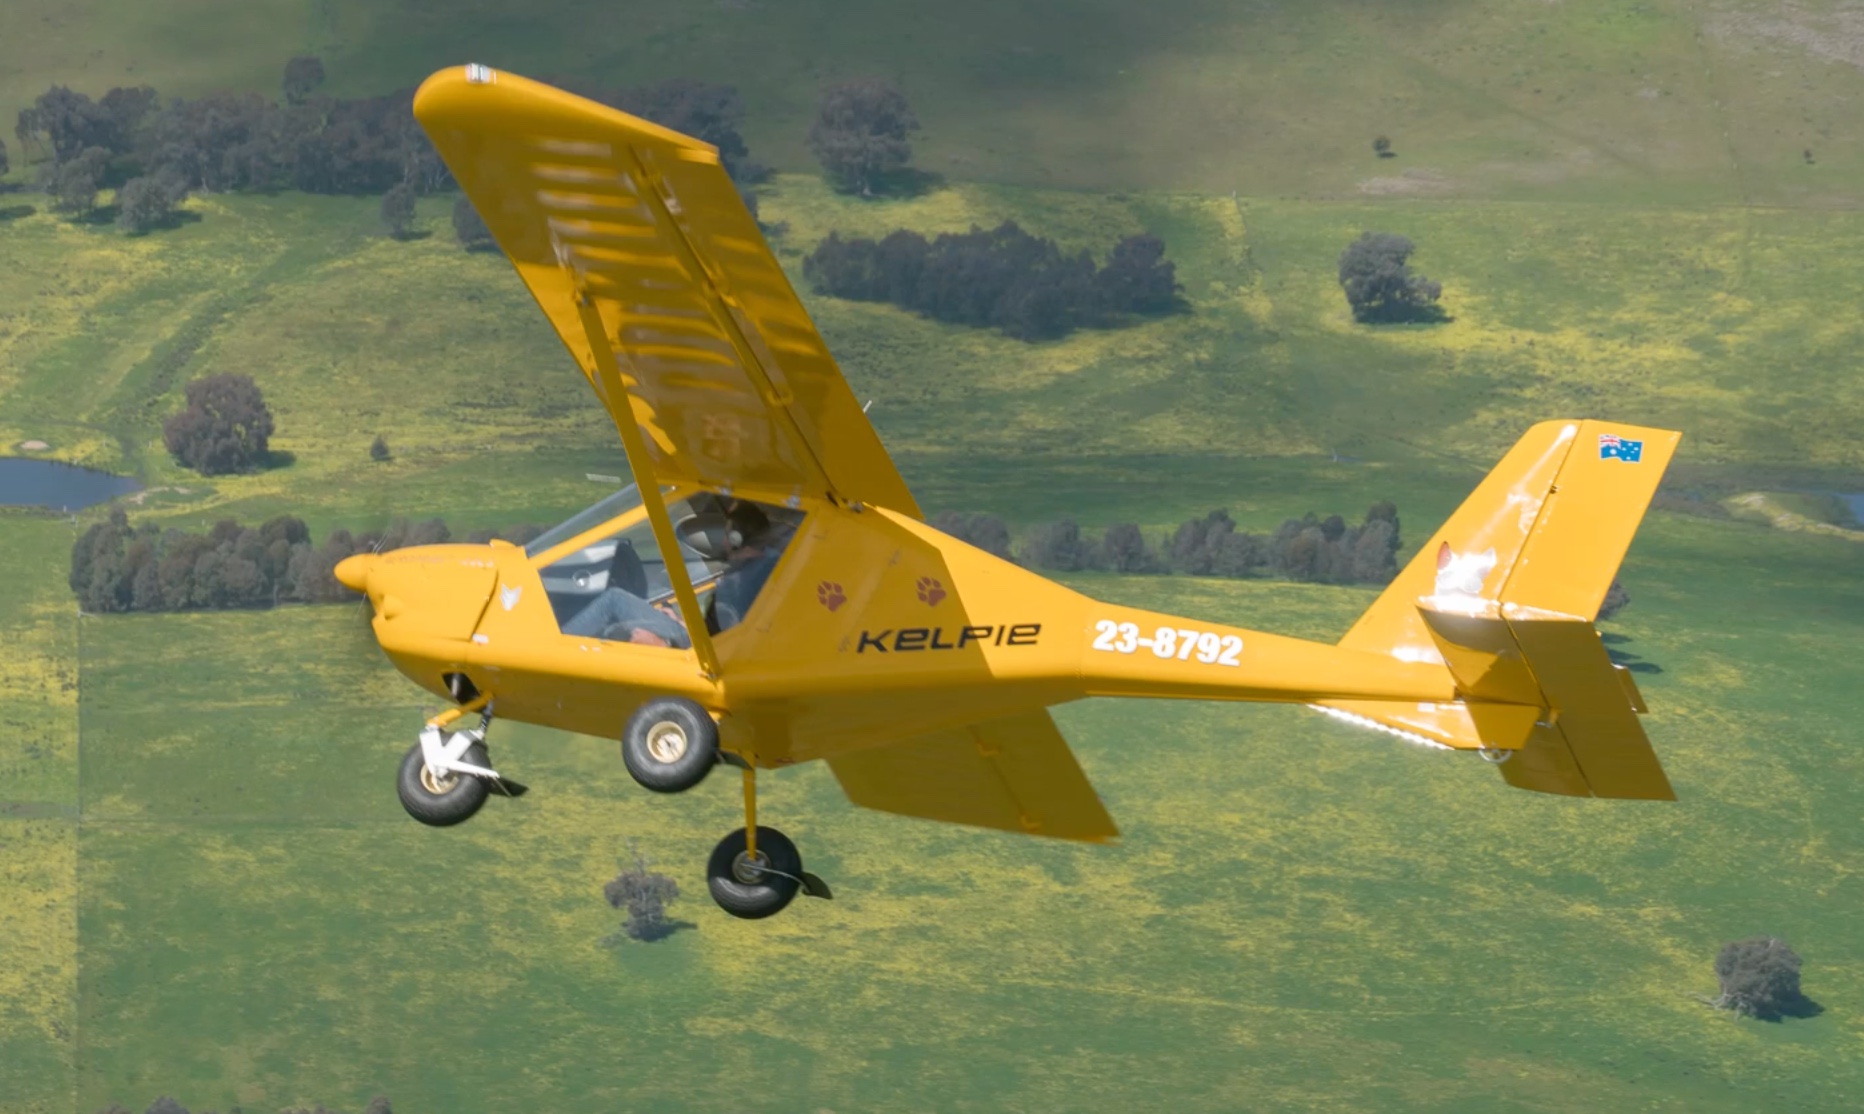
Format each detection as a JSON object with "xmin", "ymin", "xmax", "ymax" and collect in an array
[
  {"xmin": 412, "ymin": 65, "xmax": 920, "ymax": 515},
  {"xmin": 828, "ymin": 710, "xmax": 1118, "ymax": 843}
]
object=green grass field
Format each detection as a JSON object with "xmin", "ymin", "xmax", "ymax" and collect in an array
[{"xmin": 7, "ymin": 1, "xmax": 1864, "ymax": 1109}]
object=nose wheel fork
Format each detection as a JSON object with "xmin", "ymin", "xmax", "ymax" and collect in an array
[{"xmin": 704, "ymin": 766, "xmax": 832, "ymax": 919}]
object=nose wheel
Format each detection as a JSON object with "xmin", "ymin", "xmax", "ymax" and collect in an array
[
  {"xmin": 397, "ymin": 700, "xmax": 527, "ymax": 827},
  {"xmin": 705, "ymin": 766, "xmax": 832, "ymax": 919}
]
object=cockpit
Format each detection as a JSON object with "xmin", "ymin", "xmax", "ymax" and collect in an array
[{"xmin": 526, "ymin": 486, "xmax": 803, "ymax": 649}]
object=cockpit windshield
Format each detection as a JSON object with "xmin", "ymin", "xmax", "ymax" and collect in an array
[
  {"xmin": 523, "ymin": 485, "xmax": 645, "ymax": 559},
  {"xmin": 535, "ymin": 492, "xmax": 804, "ymax": 649}
]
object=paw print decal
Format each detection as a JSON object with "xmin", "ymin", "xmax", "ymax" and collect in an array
[
  {"xmin": 817, "ymin": 581, "xmax": 846, "ymax": 612},
  {"xmin": 916, "ymin": 576, "xmax": 946, "ymax": 607}
]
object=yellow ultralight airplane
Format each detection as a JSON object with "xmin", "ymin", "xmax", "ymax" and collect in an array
[{"xmin": 335, "ymin": 65, "xmax": 1680, "ymax": 920}]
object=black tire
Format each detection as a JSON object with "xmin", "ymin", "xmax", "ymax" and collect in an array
[
  {"xmin": 706, "ymin": 826, "xmax": 803, "ymax": 919},
  {"xmin": 622, "ymin": 698, "xmax": 719, "ymax": 793},
  {"xmin": 397, "ymin": 740, "xmax": 491, "ymax": 826}
]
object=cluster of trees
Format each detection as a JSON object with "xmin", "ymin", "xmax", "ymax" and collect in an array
[
  {"xmin": 95, "ymin": 1096, "xmax": 392, "ymax": 1114},
  {"xmin": 1713, "ymin": 936, "xmax": 1816, "ymax": 1021},
  {"xmin": 931, "ymin": 504, "xmax": 1403, "ymax": 585},
  {"xmin": 804, "ymin": 223, "xmax": 1184, "ymax": 341},
  {"xmin": 1338, "ymin": 232, "xmax": 1443, "ymax": 323},
  {"xmin": 162, "ymin": 374, "xmax": 276, "ymax": 475},
  {"xmin": 1023, "ymin": 504, "xmax": 1403, "ymax": 584},
  {"xmin": 602, "ymin": 849, "xmax": 683, "ymax": 943},
  {"xmin": 13, "ymin": 58, "xmax": 451, "ymax": 231},
  {"xmin": 69, "ymin": 510, "xmax": 544, "ymax": 614}
]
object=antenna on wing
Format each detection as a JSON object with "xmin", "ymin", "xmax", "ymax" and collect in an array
[{"xmin": 862, "ymin": 399, "xmax": 874, "ymax": 414}]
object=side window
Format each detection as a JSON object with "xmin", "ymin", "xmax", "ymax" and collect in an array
[{"xmin": 537, "ymin": 493, "xmax": 803, "ymax": 648}]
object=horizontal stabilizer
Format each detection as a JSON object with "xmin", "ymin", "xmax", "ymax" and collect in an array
[{"xmin": 828, "ymin": 709, "xmax": 1118, "ymax": 842}]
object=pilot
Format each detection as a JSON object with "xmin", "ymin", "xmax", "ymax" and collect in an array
[{"xmin": 562, "ymin": 500, "xmax": 789, "ymax": 649}]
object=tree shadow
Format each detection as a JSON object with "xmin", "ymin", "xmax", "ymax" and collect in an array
[
  {"xmin": 388, "ymin": 229, "xmax": 433, "ymax": 242},
  {"xmin": 1355, "ymin": 305, "xmax": 1454, "ymax": 326},
  {"xmin": 1606, "ymin": 646, "xmax": 1664, "ymax": 674},
  {"xmin": 75, "ymin": 204, "xmax": 121, "ymax": 226},
  {"xmin": 1777, "ymin": 994, "xmax": 1825, "ymax": 1020},
  {"xmin": 867, "ymin": 166, "xmax": 946, "ymax": 199},
  {"xmin": 0, "ymin": 204, "xmax": 34, "ymax": 221},
  {"xmin": 263, "ymin": 449, "xmax": 298, "ymax": 470},
  {"xmin": 1598, "ymin": 632, "xmax": 1633, "ymax": 645},
  {"xmin": 123, "ymin": 211, "xmax": 203, "ymax": 236},
  {"xmin": 602, "ymin": 918, "xmax": 696, "ymax": 946}
]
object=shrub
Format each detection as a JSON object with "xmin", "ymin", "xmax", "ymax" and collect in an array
[
  {"xmin": 452, "ymin": 196, "xmax": 496, "ymax": 252},
  {"xmin": 604, "ymin": 851, "xmax": 681, "ymax": 942},
  {"xmin": 380, "ymin": 181, "xmax": 416, "ymax": 237},
  {"xmin": 1713, "ymin": 937, "xmax": 1810, "ymax": 1020},
  {"xmin": 162, "ymin": 373, "xmax": 275, "ymax": 475},
  {"xmin": 1338, "ymin": 232, "xmax": 1443, "ymax": 323},
  {"xmin": 370, "ymin": 434, "xmax": 390, "ymax": 461}
]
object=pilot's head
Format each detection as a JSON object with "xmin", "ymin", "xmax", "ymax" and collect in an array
[{"xmin": 723, "ymin": 500, "xmax": 771, "ymax": 559}]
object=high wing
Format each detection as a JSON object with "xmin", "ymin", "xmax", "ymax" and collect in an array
[
  {"xmin": 412, "ymin": 65, "xmax": 920, "ymax": 515},
  {"xmin": 828, "ymin": 710, "xmax": 1119, "ymax": 843}
]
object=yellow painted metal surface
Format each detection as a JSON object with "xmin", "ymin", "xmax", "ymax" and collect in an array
[
  {"xmin": 829, "ymin": 709, "xmax": 1118, "ymax": 843},
  {"xmin": 412, "ymin": 65, "xmax": 920, "ymax": 516}
]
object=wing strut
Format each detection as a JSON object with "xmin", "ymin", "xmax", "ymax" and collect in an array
[{"xmin": 573, "ymin": 296, "xmax": 723, "ymax": 680}]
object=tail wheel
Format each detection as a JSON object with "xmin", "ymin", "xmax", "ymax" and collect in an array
[
  {"xmin": 706, "ymin": 826, "xmax": 803, "ymax": 919},
  {"xmin": 397, "ymin": 741, "xmax": 491, "ymax": 826},
  {"xmin": 622, "ymin": 697, "xmax": 720, "ymax": 793}
]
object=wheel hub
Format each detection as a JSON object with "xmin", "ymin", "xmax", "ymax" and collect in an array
[
  {"xmin": 645, "ymin": 720, "xmax": 689, "ymax": 765},
  {"xmin": 420, "ymin": 764, "xmax": 459, "ymax": 794},
  {"xmin": 732, "ymin": 850, "xmax": 769, "ymax": 885}
]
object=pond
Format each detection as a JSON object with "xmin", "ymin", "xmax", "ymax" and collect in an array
[{"xmin": 0, "ymin": 457, "xmax": 143, "ymax": 510}]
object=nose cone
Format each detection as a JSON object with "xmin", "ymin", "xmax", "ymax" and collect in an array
[{"xmin": 334, "ymin": 553, "xmax": 378, "ymax": 593}]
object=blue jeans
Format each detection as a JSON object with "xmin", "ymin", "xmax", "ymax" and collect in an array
[{"xmin": 561, "ymin": 589, "xmax": 691, "ymax": 648}]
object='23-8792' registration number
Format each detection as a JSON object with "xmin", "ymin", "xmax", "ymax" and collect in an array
[{"xmin": 1091, "ymin": 620, "xmax": 1243, "ymax": 666}]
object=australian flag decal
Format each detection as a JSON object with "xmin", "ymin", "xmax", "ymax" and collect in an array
[{"xmin": 1598, "ymin": 433, "xmax": 1643, "ymax": 462}]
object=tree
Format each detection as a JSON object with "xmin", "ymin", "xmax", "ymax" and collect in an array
[
  {"xmin": 1, "ymin": 136, "xmax": 10, "ymax": 178},
  {"xmin": 930, "ymin": 511, "xmax": 1013, "ymax": 561},
  {"xmin": 1713, "ymin": 936, "xmax": 1810, "ymax": 1020},
  {"xmin": 147, "ymin": 92, "xmax": 284, "ymax": 193},
  {"xmin": 144, "ymin": 1098, "xmax": 189, "ymax": 1114},
  {"xmin": 1095, "ymin": 233, "xmax": 1183, "ymax": 316},
  {"xmin": 380, "ymin": 181, "xmax": 416, "ymax": 238},
  {"xmin": 1338, "ymin": 232, "xmax": 1443, "ymax": 323},
  {"xmin": 452, "ymin": 195, "xmax": 495, "ymax": 251},
  {"xmin": 44, "ymin": 147, "xmax": 111, "ymax": 215},
  {"xmin": 370, "ymin": 434, "xmax": 391, "ymax": 462},
  {"xmin": 162, "ymin": 373, "xmax": 276, "ymax": 475},
  {"xmin": 604, "ymin": 849, "xmax": 681, "ymax": 941},
  {"xmin": 362, "ymin": 1096, "xmax": 393, "ymax": 1114},
  {"xmin": 1022, "ymin": 520, "xmax": 1096, "ymax": 571},
  {"xmin": 808, "ymin": 78, "xmax": 919, "ymax": 196},
  {"xmin": 283, "ymin": 56, "xmax": 327, "ymax": 107},
  {"xmin": 1597, "ymin": 578, "xmax": 1630, "ymax": 621},
  {"xmin": 116, "ymin": 173, "xmax": 187, "ymax": 233},
  {"xmin": 1373, "ymin": 135, "xmax": 1393, "ymax": 158},
  {"xmin": 1099, "ymin": 523, "xmax": 1156, "ymax": 573}
]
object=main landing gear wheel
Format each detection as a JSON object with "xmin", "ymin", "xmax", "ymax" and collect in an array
[
  {"xmin": 622, "ymin": 697, "xmax": 719, "ymax": 793},
  {"xmin": 397, "ymin": 740, "xmax": 490, "ymax": 826},
  {"xmin": 707, "ymin": 826, "xmax": 805, "ymax": 920}
]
